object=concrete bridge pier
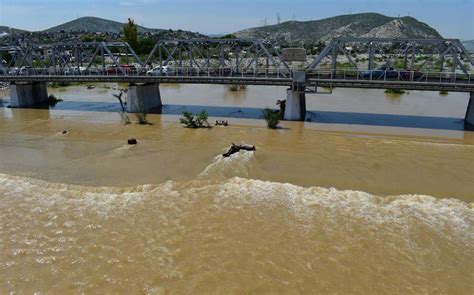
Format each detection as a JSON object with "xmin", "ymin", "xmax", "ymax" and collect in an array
[
  {"xmin": 465, "ymin": 92, "xmax": 474, "ymax": 131},
  {"xmin": 10, "ymin": 82, "xmax": 48, "ymax": 108},
  {"xmin": 127, "ymin": 83, "xmax": 162, "ymax": 113},
  {"xmin": 284, "ymin": 88, "xmax": 306, "ymax": 121}
]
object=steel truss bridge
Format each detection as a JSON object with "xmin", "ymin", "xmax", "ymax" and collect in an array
[{"xmin": 1, "ymin": 37, "xmax": 473, "ymax": 92}]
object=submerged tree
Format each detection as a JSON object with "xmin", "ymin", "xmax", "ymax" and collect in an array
[
  {"xmin": 262, "ymin": 99, "xmax": 286, "ymax": 129},
  {"xmin": 113, "ymin": 90, "xmax": 131, "ymax": 124},
  {"xmin": 262, "ymin": 108, "xmax": 280, "ymax": 129},
  {"xmin": 179, "ymin": 110, "xmax": 211, "ymax": 128}
]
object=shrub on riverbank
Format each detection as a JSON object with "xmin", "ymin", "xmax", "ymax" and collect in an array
[{"xmin": 180, "ymin": 111, "xmax": 210, "ymax": 128}]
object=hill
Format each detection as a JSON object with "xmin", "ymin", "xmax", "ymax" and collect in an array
[
  {"xmin": 41, "ymin": 16, "xmax": 206, "ymax": 39},
  {"xmin": 235, "ymin": 13, "xmax": 442, "ymax": 45},
  {"xmin": 0, "ymin": 26, "xmax": 29, "ymax": 34},
  {"xmin": 44, "ymin": 16, "xmax": 158, "ymax": 33}
]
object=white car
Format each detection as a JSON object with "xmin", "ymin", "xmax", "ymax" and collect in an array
[
  {"xmin": 8, "ymin": 67, "xmax": 19, "ymax": 75},
  {"xmin": 147, "ymin": 66, "xmax": 171, "ymax": 76}
]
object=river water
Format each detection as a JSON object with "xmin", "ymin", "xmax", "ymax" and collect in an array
[{"xmin": 0, "ymin": 84, "xmax": 473, "ymax": 293}]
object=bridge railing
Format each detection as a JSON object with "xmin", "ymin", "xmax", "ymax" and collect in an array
[
  {"xmin": 0, "ymin": 66, "xmax": 294, "ymax": 79},
  {"xmin": 306, "ymin": 69, "xmax": 473, "ymax": 84},
  {"xmin": 1, "ymin": 66, "xmax": 473, "ymax": 85}
]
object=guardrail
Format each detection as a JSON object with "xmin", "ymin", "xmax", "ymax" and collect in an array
[
  {"xmin": 305, "ymin": 69, "xmax": 473, "ymax": 84},
  {"xmin": 1, "ymin": 66, "xmax": 473, "ymax": 85},
  {"xmin": 0, "ymin": 66, "xmax": 294, "ymax": 79}
]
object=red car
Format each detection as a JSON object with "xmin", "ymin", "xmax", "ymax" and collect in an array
[{"xmin": 105, "ymin": 64, "xmax": 137, "ymax": 75}]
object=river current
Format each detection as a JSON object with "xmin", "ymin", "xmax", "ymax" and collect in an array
[{"xmin": 0, "ymin": 84, "xmax": 472, "ymax": 293}]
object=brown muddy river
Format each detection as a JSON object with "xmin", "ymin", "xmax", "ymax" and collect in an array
[{"xmin": 0, "ymin": 84, "xmax": 473, "ymax": 293}]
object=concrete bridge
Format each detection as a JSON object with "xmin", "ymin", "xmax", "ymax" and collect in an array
[{"xmin": 1, "ymin": 37, "xmax": 473, "ymax": 130}]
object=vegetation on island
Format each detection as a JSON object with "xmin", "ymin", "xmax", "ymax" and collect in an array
[
  {"xmin": 262, "ymin": 108, "xmax": 280, "ymax": 129},
  {"xmin": 384, "ymin": 89, "xmax": 405, "ymax": 94},
  {"xmin": 262, "ymin": 99, "xmax": 286, "ymax": 129},
  {"xmin": 179, "ymin": 111, "xmax": 211, "ymax": 128},
  {"xmin": 227, "ymin": 85, "xmax": 247, "ymax": 91},
  {"xmin": 134, "ymin": 109, "xmax": 149, "ymax": 125}
]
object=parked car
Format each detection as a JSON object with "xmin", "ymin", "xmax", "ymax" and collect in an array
[{"xmin": 362, "ymin": 66, "xmax": 399, "ymax": 79}]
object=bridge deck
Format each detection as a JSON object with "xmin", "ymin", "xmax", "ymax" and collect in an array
[{"xmin": 2, "ymin": 74, "xmax": 473, "ymax": 92}]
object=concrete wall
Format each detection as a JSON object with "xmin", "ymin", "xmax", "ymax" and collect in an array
[
  {"xmin": 127, "ymin": 83, "xmax": 162, "ymax": 113},
  {"xmin": 10, "ymin": 82, "xmax": 48, "ymax": 108},
  {"xmin": 284, "ymin": 89, "xmax": 306, "ymax": 121},
  {"xmin": 465, "ymin": 92, "xmax": 474, "ymax": 131}
]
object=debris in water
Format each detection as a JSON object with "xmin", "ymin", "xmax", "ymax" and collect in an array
[
  {"xmin": 128, "ymin": 138, "xmax": 137, "ymax": 145},
  {"xmin": 215, "ymin": 120, "xmax": 229, "ymax": 126},
  {"xmin": 222, "ymin": 143, "xmax": 256, "ymax": 157}
]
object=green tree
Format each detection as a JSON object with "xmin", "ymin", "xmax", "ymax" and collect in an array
[
  {"xmin": 219, "ymin": 34, "xmax": 237, "ymax": 39},
  {"xmin": 123, "ymin": 18, "xmax": 139, "ymax": 52},
  {"xmin": 138, "ymin": 37, "xmax": 155, "ymax": 55},
  {"xmin": 81, "ymin": 34, "xmax": 94, "ymax": 42}
]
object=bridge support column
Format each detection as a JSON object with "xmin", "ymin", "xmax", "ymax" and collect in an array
[
  {"xmin": 127, "ymin": 83, "xmax": 162, "ymax": 113},
  {"xmin": 465, "ymin": 92, "xmax": 474, "ymax": 131},
  {"xmin": 284, "ymin": 89, "xmax": 306, "ymax": 121},
  {"xmin": 9, "ymin": 82, "xmax": 48, "ymax": 108}
]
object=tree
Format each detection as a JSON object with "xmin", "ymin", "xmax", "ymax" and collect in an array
[
  {"xmin": 219, "ymin": 34, "xmax": 237, "ymax": 39},
  {"xmin": 179, "ymin": 111, "xmax": 211, "ymax": 128},
  {"xmin": 262, "ymin": 108, "xmax": 280, "ymax": 129},
  {"xmin": 123, "ymin": 18, "xmax": 139, "ymax": 52},
  {"xmin": 138, "ymin": 37, "xmax": 155, "ymax": 55}
]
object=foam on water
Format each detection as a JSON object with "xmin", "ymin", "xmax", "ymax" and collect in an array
[
  {"xmin": 0, "ymin": 171, "xmax": 472, "ymax": 242},
  {"xmin": 198, "ymin": 150, "xmax": 258, "ymax": 180},
  {"xmin": 0, "ymin": 170, "xmax": 473, "ymax": 293},
  {"xmin": 0, "ymin": 173, "xmax": 174, "ymax": 216}
]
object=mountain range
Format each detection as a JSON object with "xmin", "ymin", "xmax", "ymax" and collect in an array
[
  {"xmin": 235, "ymin": 13, "xmax": 442, "ymax": 45},
  {"xmin": 0, "ymin": 13, "xmax": 456, "ymax": 47},
  {"xmin": 44, "ymin": 17, "xmax": 159, "ymax": 34}
]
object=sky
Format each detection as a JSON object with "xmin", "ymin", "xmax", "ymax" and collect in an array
[{"xmin": 0, "ymin": 0, "xmax": 473, "ymax": 39}]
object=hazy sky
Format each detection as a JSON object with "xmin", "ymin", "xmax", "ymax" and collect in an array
[{"xmin": 0, "ymin": 0, "xmax": 473, "ymax": 39}]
